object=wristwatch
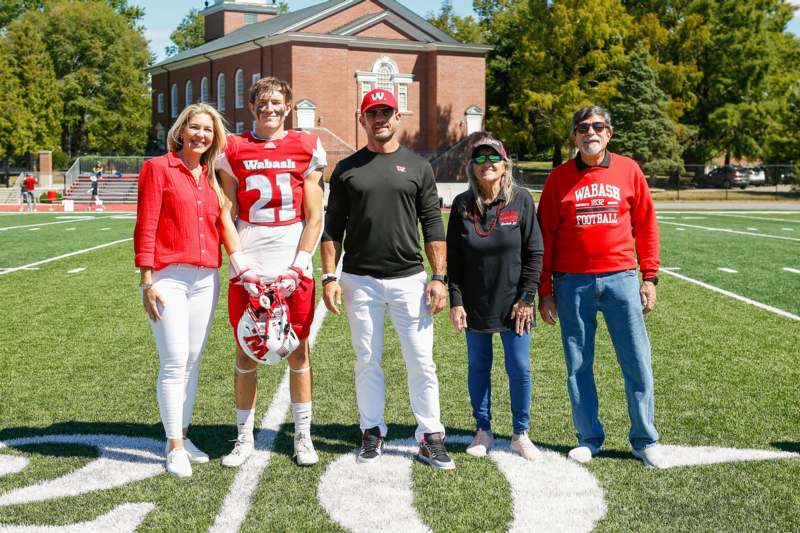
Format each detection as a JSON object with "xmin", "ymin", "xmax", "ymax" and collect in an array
[
  {"xmin": 431, "ymin": 274, "xmax": 448, "ymax": 285},
  {"xmin": 321, "ymin": 273, "xmax": 338, "ymax": 285},
  {"xmin": 140, "ymin": 282, "xmax": 153, "ymax": 290},
  {"xmin": 643, "ymin": 276, "xmax": 658, "ymax": 286},
  {"xmin": 518, "ymin": 290, "xmax": 536, "ymax": 305}
]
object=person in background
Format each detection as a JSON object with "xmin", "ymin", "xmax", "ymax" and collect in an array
[
  {"xmin": 537, "ymin": 105, "xmax": 665, "ymax": 468},
  {"xmin": 133, "ymin": 103, "xmax": 227, "ymax": 478},
  {"xmin": 447, "ymin": 134, "xmax": 544, "ymax": 460}
]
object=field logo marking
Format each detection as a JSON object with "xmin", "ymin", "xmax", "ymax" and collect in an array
[
  {"xmin": 661, "ymin": 270, "xmax": 800, "ymax": 321},
  {"xmin": 0, "ymin": 238, "xmax": 132, "ymax": 276},
  {"xmin": 0, "ymin": 434, "xmax": 162, "ymax": 531},
  {"xmin": 0, "ymin": 503, "xmax": 155, "ymax": 533}
]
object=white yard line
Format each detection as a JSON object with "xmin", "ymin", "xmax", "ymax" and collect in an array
[
  {"xmin": 210, "ymin": 268, "xmax": 336, "ymax": 533},
  {"xmin": 0, "ymin": 239, "xmax": 132, "ymax": 276},
  {"xmin": 67, "ymin": 268, "xmax": 86, "ymax": 274},
  {"xmin": 0, "ymin": 217, "xmax": 97, "ymax": 232},
  {"xmin": 782, "ymin": 267, "xmax": 800, "ymax": 274},
  {"xmin": 718, "ymin": 267, "xmax": 738, "ymax": 273},
  {"xmin": 660, "ymin": 270, "xmax": 800, "ymax": 321},
  {"xmin": 711, "ymin": 213, "xmax": 800, "ymax": 224},
  {"xmin": 660, "ymin": 221, "xmax": 800, "ymax": 242}
]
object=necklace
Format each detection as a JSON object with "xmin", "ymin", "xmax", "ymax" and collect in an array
[{"xmin": 472, "ymin": 200, "xmax": 504, "ymax": 237}]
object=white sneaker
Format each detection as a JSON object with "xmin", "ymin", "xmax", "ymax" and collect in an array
[
  {"xmin": 222, "ymin": 434, "xmax": 254, "ymax": 468},
  {"xmin": 568, "ymin": 445, "xmax": 599, "ymax": 464},
  {"xmin": 293, "ymin": 431, "xmax": 319, "ymax": 466},
  {"xmin": 165, "ymin": 448, "xmax": 192, "ymax": 478},
  {"xmin": 511, "ymin": 432, "xmax": 542, "ymax": 461},
  {"xmin": 465, "ymin": 429, "xmax": 493, "ymax": 457},
  {"xmin": 183, "ymin": 438, "xmax": 209, "ymax": 464},
  {"xmin": 632, "ymin": 444, "xmax": 668, "ymax": 469}
]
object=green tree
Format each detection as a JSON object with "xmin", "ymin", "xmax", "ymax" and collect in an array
[
  {"xmin": 480, "ymin": 0, "xmax": 632, "ymax": 165},
  {"xmin": 36, "ymin": 1, "xmax": 150, "ymax": 155},
  {"xmin": 0, "ymin": 41, "xmax": 33, "ymax": 161},
  {"xmin": 427, "ymin": 0, "xmax": 484, "ymax": 43},
  {"xmin": 5, "ymin": 14, "xmax": 63, "ymax": 159},
  {"xmin": 608, "ymin": 46, "xmax": 683, "ymax": 177},
  {"xmin": 166, "ymin": 8, "xmax": 204, "ymax": 57}
]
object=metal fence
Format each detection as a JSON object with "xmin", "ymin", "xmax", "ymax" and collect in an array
[{"xmin": 514, "ymin": 162, "xmax": 798, "ymax": 200}]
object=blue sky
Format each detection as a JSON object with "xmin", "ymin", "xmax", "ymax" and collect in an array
[
  {"xmin": 134, "ymin": 0, "xmax": 800, "ymax": 63},
  {"xmin": 134, "ymin": 1, "xmax": 477, "ymax": 62}
]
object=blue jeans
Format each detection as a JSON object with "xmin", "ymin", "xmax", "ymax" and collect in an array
[
  {"xmin": 554, "ymin": 270, "xmax": 659, "ymax": 450},
  {"xmin": 466, "ymin": 329, "xmax": 532, "ymax": 435}
]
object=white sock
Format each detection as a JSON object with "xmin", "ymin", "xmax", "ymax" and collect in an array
[
  {"xmin": 236, "ymin": 408, "xmax": 255, "ymax": 442},
  {"xmin": 291, "ymin": 401, "xmax": 312, "ymax": 434}
]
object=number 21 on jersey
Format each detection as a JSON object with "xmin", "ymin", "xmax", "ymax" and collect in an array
[{"xmin": 245, "ymin": 173, "xmax": 297, "ymax": 223}]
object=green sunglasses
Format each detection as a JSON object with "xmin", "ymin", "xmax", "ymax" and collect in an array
[{"xmin": 471, "ymin": 154, "xmax": 503, "ymax": 164}]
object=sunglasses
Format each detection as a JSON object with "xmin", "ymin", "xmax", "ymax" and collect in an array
[
  {"xmin": 471, "ymin": 154, "xmax": 503, "ymax": 165},
  {"xmin": 574, "ymin": 122, "xmax": 608, "ymax": 134},
  {"xmin": 365, "ymin": 108, "xmax": 395, "ymax": 119}
]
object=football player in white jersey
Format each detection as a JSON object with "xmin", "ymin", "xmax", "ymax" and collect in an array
[{"xmin": 217, "ymin": 77, "xmax": 326, "ymax": 467}]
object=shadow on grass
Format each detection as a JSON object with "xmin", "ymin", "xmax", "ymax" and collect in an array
[{"xmin": 772, "ymin": 441, "xmax": 800, "ymax": 453}]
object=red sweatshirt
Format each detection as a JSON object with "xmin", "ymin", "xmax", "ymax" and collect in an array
[
  {"xmin": 537, "ymin": 152, "xmax": 660, "ymax": 296},
  {"xmin": 134, "ymin": 152, "xmax": 222, "ymax": 271}
]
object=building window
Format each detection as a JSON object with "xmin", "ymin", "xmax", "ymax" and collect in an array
[
  {"xmin": 252, "ymin": 73, "xmax": 261, "ymax": 86},
  {"xmin": 235, "ymin": 122, "xmax": 244, "ymax": 133},
  {"xmin": 360, "ymin": 81, "xmax": 373, "ymax": 101},
  {"xmin": 157, "ymin": 93, "xmax": 164, "ymax": 113},
  {"xmin": 217, "ymin": 73, "xmax": 226, "ymax": 111},
  {"xmin": 243, "ymin": 13, "xmax": 257, "ymax": 25},
  {"xmin": 252, "ymin": 120, "xmax": 257, "ymax": 132},
  {"xmin": 376, "ymin": 64, "xmax": 393, "ymax": 91},
  {"xmin": 235, "ymin": 69, "xmax": 245, "ymax": 109},
  {"xmin": 397, "ymin": 84, "xmax": 408, "ymax": 112},
  {"xmin": 155, "ymin": 123, "xmax": 166, "ymax": 151},
  {"xmin": 465, "ymin": 105, "xmax": 484, "ymax": 135},
  {"xmin": 185, "ymin": 80, "xmax": 193, "ymax": 106},
  {"xmin": 170, "ymin": 84, "xmax": 178, "ymax": 117},
  {"xmin": 200, "ymin": 77, "xmax": 209, "ymax": 103},
  {"xmin": 295, "ymin": 99, "xmax": 316, "ymax": 129}
]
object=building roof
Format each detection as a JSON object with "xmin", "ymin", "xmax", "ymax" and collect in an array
[{"xmin": 149, "ymin": 0, "xmax": 485, "ymax": 72}]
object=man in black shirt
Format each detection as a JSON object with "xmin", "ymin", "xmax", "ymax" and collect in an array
[{"xmin": 321, "ymin": 89, "xmax": 454, "ymax": 470}]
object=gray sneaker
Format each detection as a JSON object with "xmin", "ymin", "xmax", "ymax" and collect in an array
[
  {"xmin": 357, "ymin": 426, "xmax": 384, "ymax": 464},
  {"xmin": 417, "ymin": 432, "xmax": 456, "ymax": 471},
  {"xmin": 294, "ymin": 430, "xmax": 319, "ymax": 466}
]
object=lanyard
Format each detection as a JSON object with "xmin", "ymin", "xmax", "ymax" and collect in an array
[{"xmin": 472, "ymin": 200, "xmax": 505, "ymax": 237}]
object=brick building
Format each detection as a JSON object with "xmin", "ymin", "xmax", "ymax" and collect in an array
[{"xmin": 147, "ymin": 0, "xmax": 489, "ymax": 166}]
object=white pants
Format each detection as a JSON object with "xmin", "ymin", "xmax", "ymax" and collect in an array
[
  {"xmin": 148, "ymin": 264, "xmax": 219, "ymax": 439},
  {"xmin": 340, "ymin": 271, "xmax": 445, "ymax": 442}
]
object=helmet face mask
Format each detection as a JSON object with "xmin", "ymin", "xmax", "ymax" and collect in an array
[{"xmin": 237, "ymin": 281, "xmax": 300, "ymax": 365}]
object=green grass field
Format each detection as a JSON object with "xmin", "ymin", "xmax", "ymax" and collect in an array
[{"xmin": 0, "ymin": 210, "xmax": 798, "ymax": 532}]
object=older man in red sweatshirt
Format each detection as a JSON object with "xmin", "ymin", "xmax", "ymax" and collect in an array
[{"xmin": 537, "ymin": 105, "xmax": 666, "ymax": 468}]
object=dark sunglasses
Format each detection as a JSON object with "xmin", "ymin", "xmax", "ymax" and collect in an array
[
  {"xmin": 365, "ymin": 108, "xmax": 394, "ymax": 119},
  {"xmin": 471, "ymin": 154, "xmax": 503, "ymax": 165},
  {"xmin": 574, "ymin": 121, "xmax": 607, "ymax": 134}
]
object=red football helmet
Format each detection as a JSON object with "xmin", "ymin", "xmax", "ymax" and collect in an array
[{"xmin": 236, "ymin": 278, "xmax": 299, "ymax": 365}]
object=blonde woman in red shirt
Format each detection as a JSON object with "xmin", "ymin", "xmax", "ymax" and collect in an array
[{"xmin": 134, "ymin": 103, "xmax": 227, "ymax": 478}]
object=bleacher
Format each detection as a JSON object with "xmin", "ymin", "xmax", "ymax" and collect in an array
[{"xmin": 64, "ymin": 174, "xmax": 140, "ymax": 204}]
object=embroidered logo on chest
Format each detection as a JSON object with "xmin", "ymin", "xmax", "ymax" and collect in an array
[
  {"xmin": 396, "ymin": 165, "xmax": 406, "ymax": 173},
  {"xmin": 499, "ymin": 211, "xmax": 518, "ymax": 226}
]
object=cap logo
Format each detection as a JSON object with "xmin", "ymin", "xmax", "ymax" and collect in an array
[{"xmin": 372, "ymin": 92, "xmax": 385, "ymax": 102}]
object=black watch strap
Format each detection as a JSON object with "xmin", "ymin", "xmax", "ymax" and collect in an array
[
  {"xmin": 643, "ymin": 276, "xmax": 658, "ymax": 286},
  {"xmin": 519, "ymin": 290, "xmax": 536, "ymax": 304},
  {"xmin": 431, "ymin": 274, "xmax": 448, "ymax": 284}
]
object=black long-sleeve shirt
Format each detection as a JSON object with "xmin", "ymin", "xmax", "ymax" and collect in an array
[
  {"xmin": 322, "ymin": 146, "xmax": 445, "ymax": 279},
  {"xmin": 447, "ymin": 185, "xmax": 544, "ymax": 332}
]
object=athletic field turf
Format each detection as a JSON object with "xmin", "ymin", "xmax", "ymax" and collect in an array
[{"xmin": 0, "ymin": 210, "xmax": 798, "ymax": 532}]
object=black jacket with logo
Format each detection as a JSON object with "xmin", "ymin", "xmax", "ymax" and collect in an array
[{"xmin": 447, "ymin": 185, "xmax": 543, "ymax": 332}]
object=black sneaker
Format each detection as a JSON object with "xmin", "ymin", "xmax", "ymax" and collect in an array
[
  {"xmin": 418, "ymin": 432, "xmax": 456, "ymax": 470},
  {"xmin": 357, "ymin": 426, "xmax": 384, "ymax": 463}
]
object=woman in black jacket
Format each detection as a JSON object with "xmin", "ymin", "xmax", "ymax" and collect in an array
[{"xmin": 446, "ymin": 134, "xmax": 544, "ymax": 460}]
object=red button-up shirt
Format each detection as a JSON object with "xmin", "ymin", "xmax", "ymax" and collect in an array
[{"xmin": 134, "ymin": 152, "xmax": 222, "ymax": 271}]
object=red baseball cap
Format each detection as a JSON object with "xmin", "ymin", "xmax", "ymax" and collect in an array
[
  {"xmin": 360, "ymin": 89, "xmax": 398, "ymax": 115},
  {"xmin": 470, "ymin": 135, "xmax": 508, "ymax": 159}
]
